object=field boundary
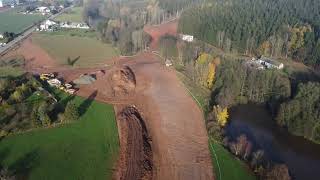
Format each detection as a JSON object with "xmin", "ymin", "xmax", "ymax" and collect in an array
[{"xmin": 209, "ymin": 140, "xmax": 222, "ymax": 180}]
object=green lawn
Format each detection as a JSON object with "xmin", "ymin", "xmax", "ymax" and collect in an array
[
  {"xmin": 32, "ymin": 33, "xmax": 119, "ymax": 67},
  {"xmin": 0, "ymin": 92, "xmax": 119, "ymax": 179},
  {"xmin": 209, "ymin": 141, "xmax": 256, "ymax": 180},
  {"xmin": 54, "ymin": 7, "xmax": 84, "ymax": 23},
  {"xmin": 0, "ymin": 9, "xmax": 44, "ymax": 34}
]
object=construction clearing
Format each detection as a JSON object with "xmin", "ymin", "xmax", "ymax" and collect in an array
[{"xmin": 0, "ymin": 20, "xmax": 215, "ymax": 180}]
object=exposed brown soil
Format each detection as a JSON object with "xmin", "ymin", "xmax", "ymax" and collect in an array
[
  {"xmin": 2, "ymin": 37, "xmax": 58, "ymax": 71},
  {"xmin": 144, "ymin": 20, "xmax": 178, "ymax": 50},
  {"xmin": 114, "ymin": 105, "xmax": 153, "ymax": 180},
  {"xmin": 3, "ymin": 22, "xmax": 214, "ymax": 179},
  {"xmin": 110, "ymin": 66, "xmax": 136, "ymax": 97}
]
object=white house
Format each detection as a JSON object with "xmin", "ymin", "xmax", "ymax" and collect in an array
[
  {"xmin": 258, "ymin": 57, "xmax": 284, "ymax": 70},
  {"xmin": 37, "ymin": 6, "xmax": 50, "ymax": 13},
  {"xmin": 60, "ymin": 22, "xmax": 90, "ymax": 29},
  {"xmin": 0, "ymin": 0, "xmax": 3, "ymax": 8},
  {"xmin": 0, "ymin": 34, "xmax": 3, "ymax": 39},
  {"xmin": 39, "ymin": 20, "xmax": 57, "ymax": 31},
  {"xmin": 181, "ymin": 34, "xmax": 194, "ymax": 42}
]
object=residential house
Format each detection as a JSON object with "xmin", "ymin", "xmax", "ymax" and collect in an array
[
  {"xmin": 0, "ymin": 0, "xmax": 3, "ymax": 8},
  {"xmin": 39, "ymin": 20, "xmax": 57, "ymax": 31},
  {"xmin": 60, "ymin": 22, "xmax": 90, "ymax": 29},
  {"xmin": 258, "ymin": 57, "xmax": 284, "ymax": 69},
  {"xmin": 0, "ymin": 34, "xmax": 3, "ymax": 39},
  {"xmin": 37, "ymin": 6, "xmax": 50, "ymax": 13}
]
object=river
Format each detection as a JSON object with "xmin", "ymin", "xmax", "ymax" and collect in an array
[{"xmin": 226, "ymin": 104, "xmax": 320, "ymax": 180}]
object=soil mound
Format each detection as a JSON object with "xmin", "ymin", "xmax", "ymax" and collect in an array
[
  {"xmin": 116, "ymin": 106, "xmax": 153, "ymax": 180},
  {"xmin": 111, "ymin": 66, "xmax": 136, "ymax": 96}
]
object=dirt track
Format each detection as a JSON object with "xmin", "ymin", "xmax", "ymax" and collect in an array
[
  {"xmin": 115, "ymin": 106, "xmax": 153, "ymax": 180},
  {"xmin": 4, "ymin": 20, "xmax": 215, "ymax": 180},
  {"xmin": 144, "ymin": 20, "xmax": 178, "ymax": 50}
]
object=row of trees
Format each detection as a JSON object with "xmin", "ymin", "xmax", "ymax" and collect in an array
[
  {"xmin": 83, "ymin": 0, "xmax": 152, "ymax": 55},
  {"xmin": 178, "ymin": 0, "xmax": 320, "ymax": 69}
]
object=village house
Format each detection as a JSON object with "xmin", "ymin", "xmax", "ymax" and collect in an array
[
  {"xmin": 258, "ymin": 57, "xmax": 284, "ymax": 69},
  {"xmin": 37, "ymin": 6, "xmax": 50, "ymax": 13},
  {"xmin": 60, "ymin": 22, "xmax": 90, "ymax": 29},
  {"xmin": 246, "ymin": 57, "xmax": 284, "ymax": 70},
  {"xmin": 38, "ymin": 20, "xmax": 57, "ymax": 31}
]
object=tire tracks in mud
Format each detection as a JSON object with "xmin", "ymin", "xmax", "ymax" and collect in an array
[{"xmin": 115, "ymin": 105, "xmax": 153, "ymax": 180}]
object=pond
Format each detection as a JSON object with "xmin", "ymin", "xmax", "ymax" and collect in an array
[{"xmin": 226, "ymin": 104, "xmax": 320, "ymax": 180}]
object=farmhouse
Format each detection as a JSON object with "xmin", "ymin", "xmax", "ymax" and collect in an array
[
  {"xmin": 181, "ymin": 34, "xmax": 194, "ymax": 42},
  {"xmin": 37, "ymin": 6, "xmax": 50, "ymax": 13},
  {"xmin": 246, "ymin": 57, "xmax": 284, "ymax": 70},
  {"xmin": 39, "ymin": 20, "xmax": 57, "ymax": 31},
  {"xmin": 258, "ymin": 57, "xmax": 284, "ymax": 69},
  {"xmin": 60, "ymin": 22, "xmax": 90, "ymax": 29}
]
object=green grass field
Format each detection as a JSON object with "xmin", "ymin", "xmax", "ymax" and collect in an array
[
  {"xmin": 0, "ymin": 92, "xmax": 119, "ymax": 179},
  {"xmin": 209, "ymin": 141, "xmax": 256, "ymax": 180},
  {"xmin": 32, "ymin": 33, "xmax": 119, "ymax": 67},
  {"xmin": 0, "ymin": 9, "xmax": 44, "ymax": 34},
  {"xmin": 54, "ymin": 7, "xmax": 84, "ymax": 23}
]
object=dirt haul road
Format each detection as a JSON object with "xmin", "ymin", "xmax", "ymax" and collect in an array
[
  {"xmin": 108, "ymin": 53, "xmax": 215, "ymax": 180},
  {"xmin": 5, "ymin": 21, "xmax": 215, "ymax": 179}
]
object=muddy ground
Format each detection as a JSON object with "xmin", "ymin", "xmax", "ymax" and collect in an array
[{"xmin": 1, "ymin": 21, "xmax": 215, "ymax": 180}]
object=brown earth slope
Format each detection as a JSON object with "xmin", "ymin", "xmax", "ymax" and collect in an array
[{"xmin": 2, "ymin": 21, "xmax": 214, "ymax": 179}]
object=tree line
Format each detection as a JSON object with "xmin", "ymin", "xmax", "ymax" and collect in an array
[
  {"xmin": 178, "ymin": 0, "xmax": 320, "ymax": 70},
  {"xmin": 276, "ymin": 82, "xmax": 320, "ymax": 144}
]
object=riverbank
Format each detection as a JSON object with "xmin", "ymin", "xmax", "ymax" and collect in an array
[{"xmin": 227, "ymin": 104, "xmax": 320, "ymax": 180}]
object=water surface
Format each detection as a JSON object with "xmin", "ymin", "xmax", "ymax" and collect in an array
[{"xmin": 226, "ymin": 104, "xmax": 320, "ymax": 180}]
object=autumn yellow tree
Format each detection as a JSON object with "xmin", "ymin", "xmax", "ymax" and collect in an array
[
  {"xmin": 206, "ymin": 57, "xmax": 220, "ymax": 89},
  {"xmin": 206, "ymin": 63, "xmax": 216, "ymax": 89},
  {"xmin": 289, "ymin": 25, "xmax": 312, "ymax": 54},
  {"xmin": 213, "ymin": 105, "xmax": 229, "ymax": 127}
]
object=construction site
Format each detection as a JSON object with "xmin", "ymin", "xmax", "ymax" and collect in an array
[{"xmin": 0, "ymin": 19, "xmax": 215, "ymax": 180}]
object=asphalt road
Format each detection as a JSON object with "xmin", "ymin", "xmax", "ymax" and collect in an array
[{"xmin": 0, "ymin": 6, "xmax": 73, "ymax": 55}]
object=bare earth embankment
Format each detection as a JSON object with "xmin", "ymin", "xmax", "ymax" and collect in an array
[{"xmin": 2, "ymin": 20, "xmax": 214, "ymax": 180}]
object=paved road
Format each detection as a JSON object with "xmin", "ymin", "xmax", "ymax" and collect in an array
[{"xmin": 0, "ymin": 6, "xmax": 73, "ymax": 55}]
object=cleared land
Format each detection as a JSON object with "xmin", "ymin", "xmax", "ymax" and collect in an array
[
  {"xmin": 210, "ymin": 141, "xmax": 256, "ymax": 180},
  {"xmin": 0, "ymin": 9, "xmax": 44, "ymax": 34},
  {"xmin": 0, "ymin": 92, "xmax": 119, "ymax": 179},
  {"xmin": 32, "ymin": 33, "xmax": 119, "ymax": 67},
  {"xmin": 54, "ymin": 7, "xmax": 84, "ymax": 23}
]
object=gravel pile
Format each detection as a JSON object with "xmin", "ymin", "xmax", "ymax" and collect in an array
[{"xmin": 73, "ymin": 74, "xmax": 96, "ymax": 85}]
